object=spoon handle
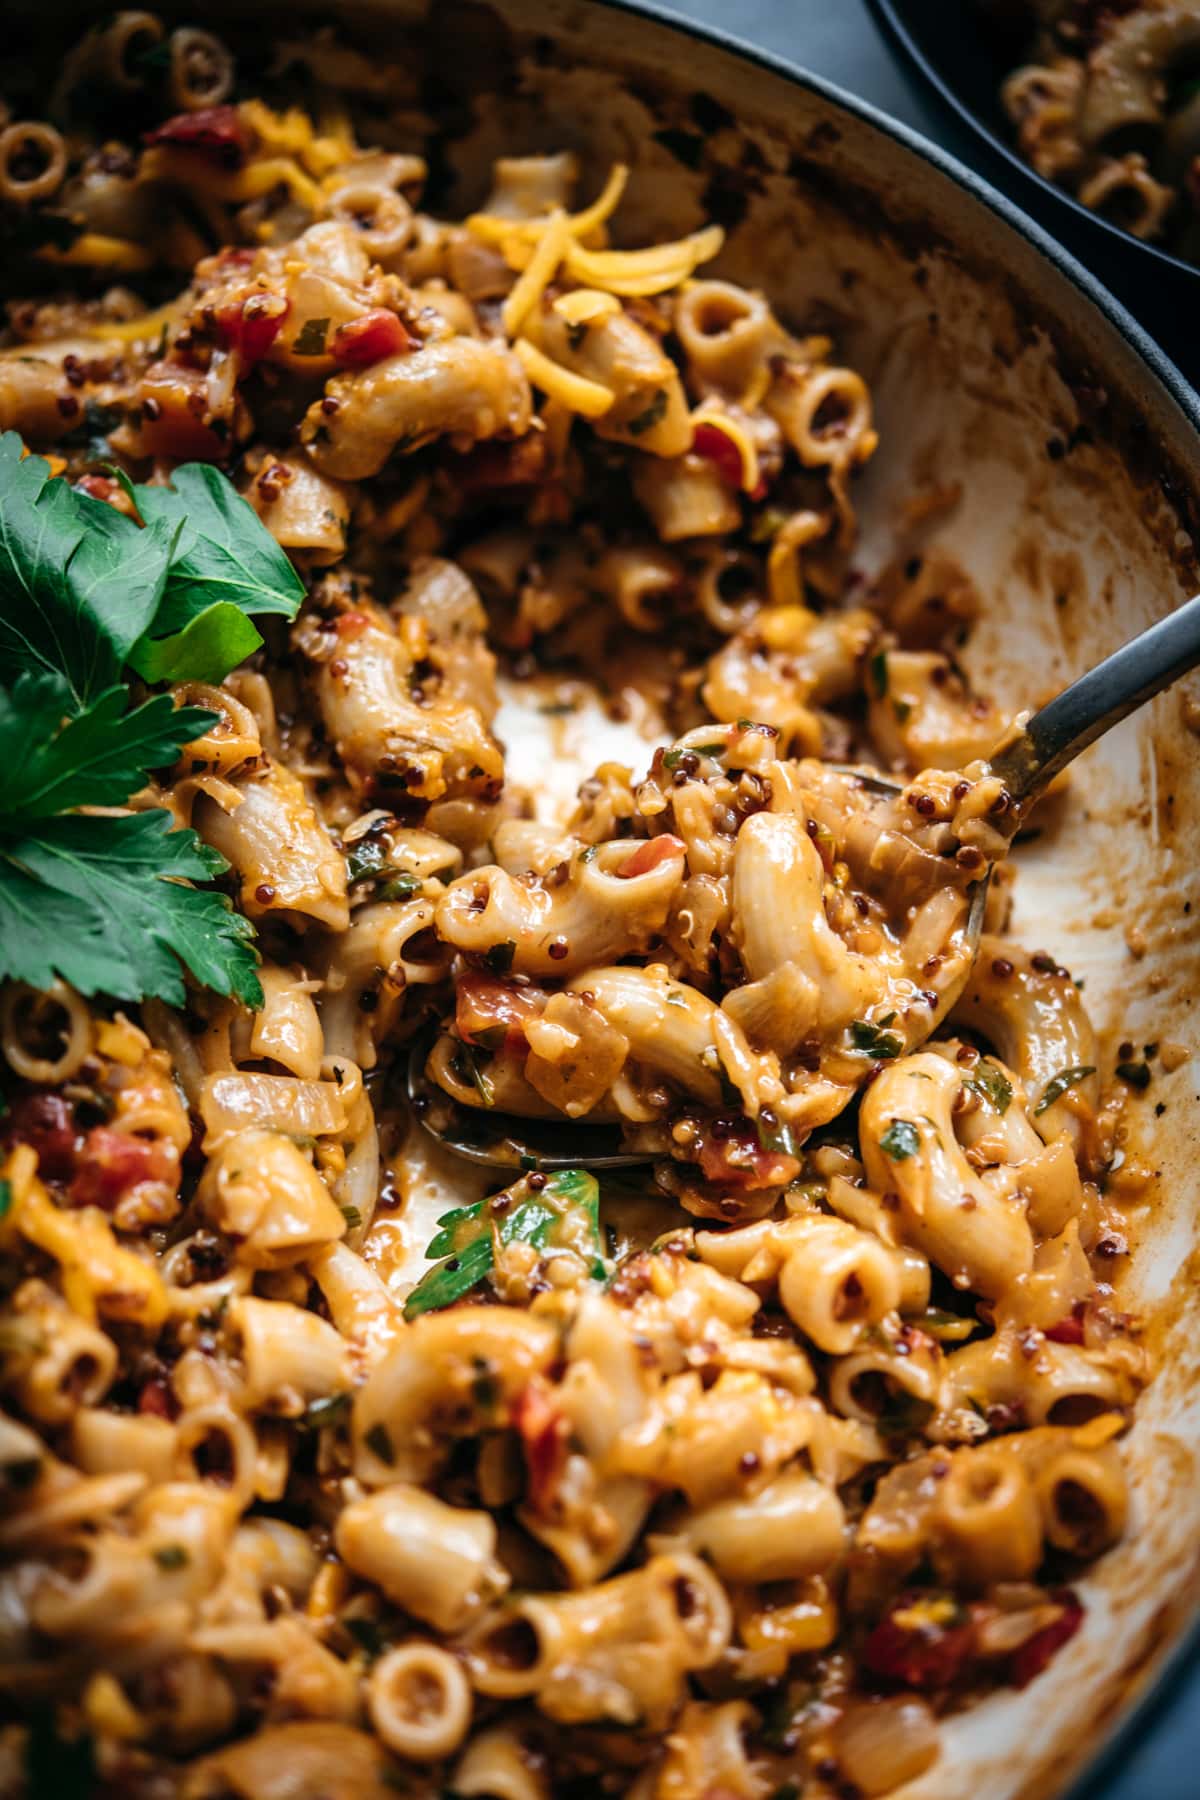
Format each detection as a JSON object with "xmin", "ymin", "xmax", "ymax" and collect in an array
[{"xmin": 988, "ymin": 590, "xmax": 1200, "ymax": 806}]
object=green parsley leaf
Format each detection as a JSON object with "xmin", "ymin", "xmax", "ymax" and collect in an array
[
  {"xmin": 131, "ymin": 462, "xmax": 305, "ymax": 637},
  {"xmin": 402, "ymin": 1232, "xmax": 494, "ymax": 1319},
  {"xmin": 292, "ymin": 316, "xmax": 331, "ymax": 357},
  {"xmin": 1033, "ymin": 1064, "xmax": 1096, "ymax": 1116},
  {"xmin": 850, "ymin": 1018, "xmax": 904, "ymax": 1060},
  {"xmin": 0, "ymin": 812, "xmax": 261, "ymax": 1006},
  {"xmin": 404, "ymin": 1169, "xmax": 607, "ymax": 1317},
  {"xmin": 340, "ymin": 1205, "xmax": 363, "ymax": 1229},
  {"xmin": 454, "ymin": 1042, "xmax": 495, "ymax": 1108},
  {"xmin": 879, "ymin": 1119, "xmax": 920, "ymax": 1160},
  {"xmin": 378, "ymin": 872, "xmax": 421, "ymax": 900},
  {"xmin": 0, "ymin": 1178, "xmax": 11, "ymax": 1221},
  {"xmin": 484, "ymin": 940, "xmax": 516, "ymax": 975},
  {"xmin": 153, "ymin": 1543, "xmax": 189, "ymax": 1570},
  {"xmin": 870, "ymin": 648, "xmax": 888, "ymax": 698},
  {"xmin": 627, "ymin": 388, "xmax": 668, "ymax": 435},
  {"xmin": 663, "ymin": 741, "xmax": 727, "ymax": 770},
  {"xmin": 0, "ymin": 436, "xmax": 174, "ymax": 706},
  {"xmin": 0, "ymin": 673, "xmax": 214, "ymax": 818},
  {"xmin": 964, "ymin": 1059, "xmax": 1013, "ymax": 1115},
  {"xmin": 127, "ymin": 598, "xmax": 264, "ymax": 685},
  {"xmin": 302, "ymin": 1391, "xmax": 352, "ymax": 1431}
]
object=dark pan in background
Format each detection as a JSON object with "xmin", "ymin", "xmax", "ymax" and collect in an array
[{"xmin": 864, "ymin": 0, "xmax": 1200, "ymax": 377}]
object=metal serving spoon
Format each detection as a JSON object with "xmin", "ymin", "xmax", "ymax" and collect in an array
[{"xmin": 409, "ymin": 593, "xmax": 1200, "ymax": 1170}]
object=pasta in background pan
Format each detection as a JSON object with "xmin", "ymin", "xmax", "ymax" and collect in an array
[{"xmin": 0, "ymin": 12, "xmax": 1171, "ymax": 1800}]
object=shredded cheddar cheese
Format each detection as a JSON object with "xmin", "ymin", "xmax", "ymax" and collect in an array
[
  {"xmin": 513, "ymin": 337, "xmax": 615, "ymax": 419},
  {"xmin": 502, "ymin": 211, "xmax": 572, "ymax": 338}
]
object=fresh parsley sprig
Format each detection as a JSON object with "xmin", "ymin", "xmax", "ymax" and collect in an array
[
  {"xmin": 0, "ymin": 437, "xmax": 308, "ymax": 1008},
  {"xmin": 404, "ymin": 1169, "xmax": 608, "ymax": 1318}
]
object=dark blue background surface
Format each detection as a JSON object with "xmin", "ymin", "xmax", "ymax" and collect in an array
[{"xmin": 655, "ymin": 3, "xmax": 1199, "ymax": 1796}]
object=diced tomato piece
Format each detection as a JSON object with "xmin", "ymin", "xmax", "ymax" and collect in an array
[
  {"xmin": 697, "ymin": 1121, "xmax": 800, "ymax": 1192},
  {"xmin": 3, "ymin": 1090, "xmax": 80, "ymax": 1182},
  {"xmin": 451, "ymin": 433, "xmax": 548, "ymax": 493},
  {"xmin": 863, "ymin": 1596, "xmax": 976, "ymax": 1690},
  {"xmin": 513, "ymin": 1377, "xmax": 568, "ymax": 1514},
  {"xmin": 1045, "ymin": 1305, "xmax": 1086, "ymax": 1346},
  {"xmin": 334, "ymin": 609, "xmax": 372, "ymax": 641},
  {"xmin": 144, "ymin": 105, "xmax": 250, "ymax": 168},
  {"xmin": 68, "ymin": 1127, "xmax": 177, "ymax": 1211},
  {"xmin": 692, "ymin": 420, "xmax": 743, "ymax": 489},
  {"xmin": 1009, "ymin": 1590, "xmax": 1084, "ymax": 1689},
  {"xmin": 214, "ymin": 292, "xmax": 289, "ymax": 366},
  {"xmin": 618, "ymin": 835, "xmax": 685, "ymax": 879},
  {"xmin": 455, "ymin": 975, "xmax": 543, "ymax": 1051},
  {"xmin": 331, "ymin": 309, "xmax": 418, "ymax": 367}
]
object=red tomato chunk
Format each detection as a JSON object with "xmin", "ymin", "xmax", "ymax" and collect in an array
[
  {"xmin": 332, "ymin": 310, "xmax": 417, "ymax": 366},
  {"xmin": 144, "ymin": 105, "xmax": 250, "ymax": 168}
]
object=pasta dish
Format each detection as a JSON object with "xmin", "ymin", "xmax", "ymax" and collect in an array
[
  {"xmin": 999, "ymin": 0, "xmax": 1200, "ymax": 258},
  {"xmin": 0, "ymin": 15, "xmax": 1159, "ymax": 1799}
]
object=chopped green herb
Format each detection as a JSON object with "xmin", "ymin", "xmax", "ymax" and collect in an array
[
  {"xmin": 377, "ymin": 872, "xmax": 421, "ymax": 900},
  {"xmin": 0, "ymin": 1178, "xmax": 11, "ymax": 1221},
  {"xmin": 850, "ymin": 1019, "xmax": 904, "ymax": 1060},
  {"xmin": 870, "ymin": 648, "xmax": 888, "ymax": 698},
  {"xmin": 755, "ymin": 1114, "xmax": 798, "ymax": 1159},
  {"xmin": 663, "ymin": 740, "xmax": 726, "ymax": 771},
  {"xmin": 578, "ymin": 845, "xmax": 599, "ymax": 863},
  {"xmin": 425, "ymin": 1201, "xmax": 485, "ymax": 1259},
  {"xmin": 965, "ymin": 1060, "xmax": 1013, "ymax": 1115},
  {"xmin": 750, "ymin": 506, "xmax": 789, "ymax": 544},
  {"xmin": 921, "ymin": 1306, "xmax": 978, "ymax": 1344},
  {"xmin": 302, "ymin": 1391, "xmax": 352, "ymax": 1431},
  {"xmin": 893, "ymin": 698, "xmax": 912, "ymax": 724},
  {"xmin": 666, "ymin": 990, "xmax": 688, "ymax": 1008},
  {"xmin": 292, "ymin": 315, "xmax": 331, "ymax": 356},
  {"xmin": 365, "ymin": 1422, "xmax": 395, "ymax": 1465},
  {"xmin": 627, "ymin": 387, "xmax": 668, "ymax": 436},
  {"xmin": 403, "ymin": 1233, "xmax": 494, "ymax": 1319},
  {"xmin": 1116, "ymin": 1060, "xmax": 1151, "ymax": 1091},
  {"xmin": 879, "ymin": 1119, "xmax": 920, "ymax": 1161},
  {"xmin": 403, "ymin": 1168, "xmax": 607, "ymax": 1317},
  {"xmin": 484, "ymin": 940, "xmax": 516, "ymax": 976},
  {"xmin": 454, "ymin": 1043, "xmax": 495, "ymax": 1108},
  {"xmin": 537, "ymin": 701, "xmax": 578, "ymax": 716},
  {"xmin": 1033, "ymin": 1064, "xmax": 1096, "ymax": 1116},
  {"xmin": 153, "ymin": 1543, "xmax": 189, "ymax": 1570},
  {"xmin": 340, "ymin": 1205, "xmax": 362, "ymax": 1229},
  {"xmin": 346, "ymin": 839, "xmax": 389, "ymax": 882}
]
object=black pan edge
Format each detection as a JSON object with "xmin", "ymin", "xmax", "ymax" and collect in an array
[{"xmin": 864, "ymin": 0, "xmax": 1200, "ymax": 287}]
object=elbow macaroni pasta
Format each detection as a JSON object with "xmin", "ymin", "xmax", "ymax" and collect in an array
[{"xmin": 0, "ymin": 17, "xmax": 1157, "ymax": 1799}]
